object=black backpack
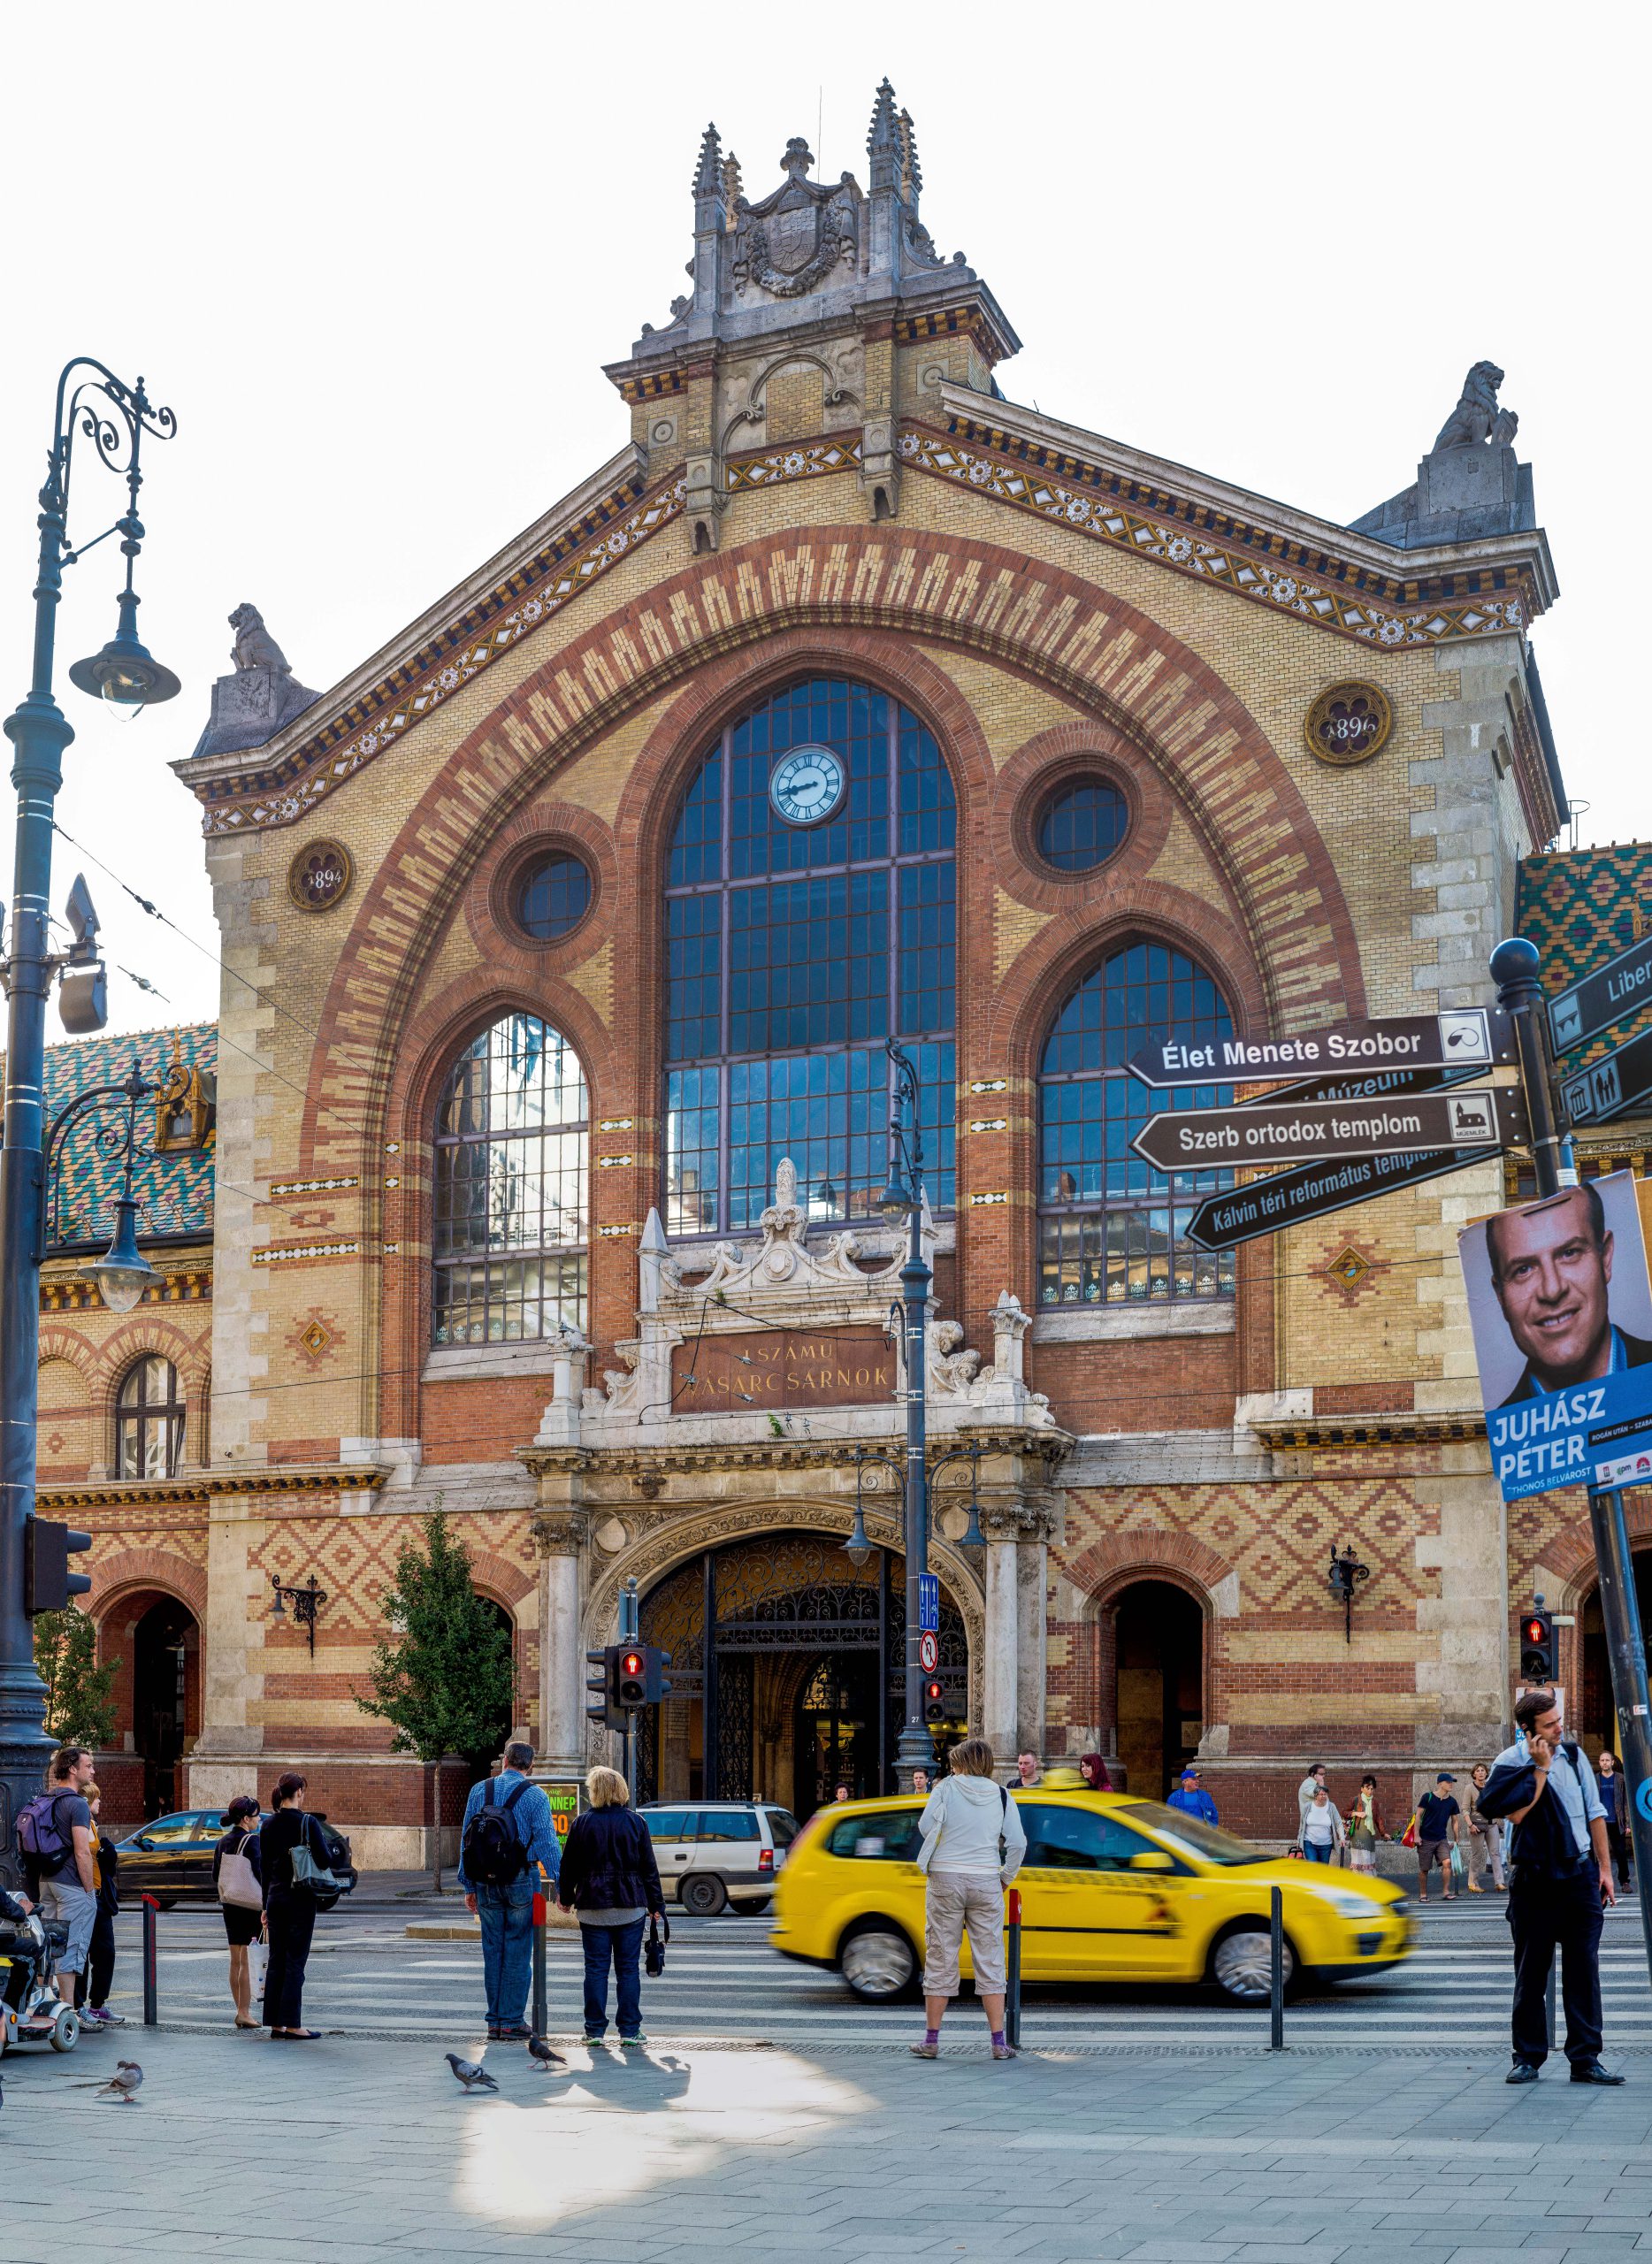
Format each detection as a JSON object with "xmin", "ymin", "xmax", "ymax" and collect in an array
[{"xmin": 462, "ymin": 1778, "xmax": 531, "ymax": 1885}]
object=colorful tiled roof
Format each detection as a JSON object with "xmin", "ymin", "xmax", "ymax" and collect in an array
[
  {"xmin": 1518, "ymin": 844, "xmax": 1652, "ymax": 1072},
  {"xmin": 35, "ymin": 1023, "xmax": 216, "ymax": 1246}
]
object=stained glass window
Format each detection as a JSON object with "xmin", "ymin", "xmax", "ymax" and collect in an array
[
  {"xmin": 1037, "ymin": 941, "xmax": 1237, "ymax": 1305},
  {"xmin": 432, "ymin": 1013, "xmax": 588, "ymax": 1342},
  {"xmin": 664, "ymin": 677, "xmax": 955, "ymax": 1234}
]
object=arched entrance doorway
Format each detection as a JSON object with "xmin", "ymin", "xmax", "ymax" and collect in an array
[
  {"xmin": 1107, "ymin": 1579, "xmax": 1205, "ymax": 1801},
  {"xmin": 1580, "ymin": 1549, "xmax": 1652, "ymax": 1755},
  {"xmin": 104, "ymin": 1593, "xmax": 202, "ymax": 1818},
  {"xmin": 636, "ymin": 1531, "xmax": 969, "ymax": 1815}
]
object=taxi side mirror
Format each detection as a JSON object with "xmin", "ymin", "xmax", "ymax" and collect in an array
[{"xmin": 1128, "ymin": 1851, "xmax": 1174, "ymax": 1872}]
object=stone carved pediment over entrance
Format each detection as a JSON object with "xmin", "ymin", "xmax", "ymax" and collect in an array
[{"xmin": 531, "ymin": 1157, "xmax": 1052, "ymax": 1448}]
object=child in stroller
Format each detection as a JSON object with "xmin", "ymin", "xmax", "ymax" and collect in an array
[{"xmin": 0, "ymin": 1886, "xmax": 81, "ymax": 2053}]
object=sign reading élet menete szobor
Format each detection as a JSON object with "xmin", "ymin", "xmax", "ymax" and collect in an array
[{"xmin": 1127, "ymin": 1007, "xmax": 1511, "ymax": 1089}]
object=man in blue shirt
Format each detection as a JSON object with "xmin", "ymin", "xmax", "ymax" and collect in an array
[
  {"xmin": 1479, "ymin": 1688, "xmax": 1622, "ymax": 2086},
  {"xmin": 1166, "ymin": 1766, "xmax": 1219, "ymax": 1825},
  {"xmin": 458, "ymin": 1739, "xmax": 562, "ymax": 2042}
]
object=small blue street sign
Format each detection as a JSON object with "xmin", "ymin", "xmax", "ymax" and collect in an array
[{"xmin": 918, "ymin": 1572, "xmax": 939, "ymax": 1633}]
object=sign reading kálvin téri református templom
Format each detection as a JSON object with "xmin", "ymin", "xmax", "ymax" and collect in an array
[{"xmin": 1459, "ymin": 1172, "xmax": 1652, "ymax": 1503}]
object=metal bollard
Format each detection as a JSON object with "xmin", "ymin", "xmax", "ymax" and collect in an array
[
  {"xmin": 532, "ymin": 1879, "xmax": 548, "ymax": 2038},
  {"xmin": 141, "ymin": 1894, "xmax": 158, "ymax": 2027},
  {"xmin": 1269, "ymin": 1885, "xmax": 1284, "ymax": 2050},
  {"xmin": 1005, "ymin": 1886, "xmax": 1022, "ymax": 2050}
]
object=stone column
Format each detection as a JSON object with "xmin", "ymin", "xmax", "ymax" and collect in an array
[
  {"xmin": 983, "ymin": 1535, "xmax": 1019, "ymax": 1762},
  {"xmin": 1015, "ymin": 1522, "xmax": 1050, "ymax": 1762},
  {"xmin": 532, "ymin": 1514, "xmax": 586, "ymax": 1774}
]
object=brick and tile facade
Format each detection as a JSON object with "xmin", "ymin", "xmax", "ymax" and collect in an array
[{"xmin": 34, "ymin": 87, "xmax": 1634, "ymax": 1861}]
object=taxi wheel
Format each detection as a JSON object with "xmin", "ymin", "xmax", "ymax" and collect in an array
[
  {"xmin": 839, "ymin": 1921, "xmax": 919, "ymax": 2002},
  {"xmin": 680, "ymin": 1875, "xmax": 728, "ymax": 1917},
  {"xmin": 1209, "ymin": 1921, "xmax": 1297, "ymax": 2005}
]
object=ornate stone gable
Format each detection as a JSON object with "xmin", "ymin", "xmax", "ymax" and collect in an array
[
  {"xmin": 529, "ymin": 1157, "xmax": 1052, "ymax": 1449},
  {"xmin": 730, "ymin": 140, "xmax": 861, "ymax": 302}
]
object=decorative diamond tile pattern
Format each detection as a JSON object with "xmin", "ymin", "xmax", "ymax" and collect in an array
[
  {"xmin": 24, "ymin": 1023, "xmax": 217, "ymax": 1247},
  {"xmin": 1518, "ymin": 842, "xmax": 1652, "ymax": 1070}
]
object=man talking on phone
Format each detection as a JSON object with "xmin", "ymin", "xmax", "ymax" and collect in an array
[{"xmin": 1478, "ymin": 1687, "xmax": 1622, "ymax": 2085}]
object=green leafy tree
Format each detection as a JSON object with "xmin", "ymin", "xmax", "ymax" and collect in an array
[
  {"xmin": 355, "ymin": 1507, "xmax": 514, "ymax": 1890},
  {"xmin": 34, "ymin": 1607, "xmax": 119, "ymax": 1748}
]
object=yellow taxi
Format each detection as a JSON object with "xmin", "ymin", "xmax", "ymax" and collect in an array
[{"xmin": 770, "ymin": 1786, "xmax": 1412, "ymax": 2004}]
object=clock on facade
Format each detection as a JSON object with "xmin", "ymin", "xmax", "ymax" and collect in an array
[{"xmin": 769, "ymin": 744, "xmax": 845, "ymax": 826}]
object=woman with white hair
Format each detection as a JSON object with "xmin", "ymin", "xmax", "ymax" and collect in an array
[{"xmin": 556, "ymin": 1767, "xmax": 665, "ymax": 2047}]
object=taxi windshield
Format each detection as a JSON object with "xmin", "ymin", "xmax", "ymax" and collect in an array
[{"xmin": 1117, "ymin": 1801, "xmax": 1265, "ymax": 1869}]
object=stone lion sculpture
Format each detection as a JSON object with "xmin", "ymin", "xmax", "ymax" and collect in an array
[
  {"xmin": 1433, "ymin": 362, "xmax": 1518, "ymax": 451},
  {"xmin": 229, "ymin": 603, "xmax": 294, "ymax": 677}
]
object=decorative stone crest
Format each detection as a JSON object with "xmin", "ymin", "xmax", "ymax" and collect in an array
[{"xmin": 731, "ymin": 140, "xmax": 860, "ymax": 301}]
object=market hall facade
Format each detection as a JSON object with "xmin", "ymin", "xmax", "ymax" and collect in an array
[{"xmin": 34, "ymin": 83, "xmax": 1625, "ymax": 1864}]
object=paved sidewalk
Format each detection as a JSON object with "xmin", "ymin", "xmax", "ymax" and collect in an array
[{"xmin": 6, "ymin": 2027, "xmax": 1651, "ymax": 2262}]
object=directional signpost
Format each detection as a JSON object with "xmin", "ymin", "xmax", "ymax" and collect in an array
[
  {"xmin": 1128, "ymin": 1006, "xmax": 1512, "ymax": 1089},
  {"xmin": 1549, "ymin": 930, "xmax": 1652, "ymax": 1057},
  {"xmin": 1560, "ymin": 1026, "xmax": 1652, "ymax": 1129},
  {"xmin": 1184, "ymin": 1147, "xmax": 1488, "ymax": 1252},
  {"xmin": 1131, "ymin": 1085, "xmax": 1525, "ymax": 1175},
  {"xmin": 917, "ymin": 1572, "xmax": 938, "ymax": 1634}
]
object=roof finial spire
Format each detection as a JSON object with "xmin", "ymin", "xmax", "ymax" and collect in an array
[
  {"xmin": 897, "ymin": 104, "xmax": 922, "ymax": 200},
  {"xmin": 692, "ymin": 122, "xmax": 723, "ymax": 198},
  {"xmin": 867, "ymin": 76, "xmax": 899, "ymax": 190}
]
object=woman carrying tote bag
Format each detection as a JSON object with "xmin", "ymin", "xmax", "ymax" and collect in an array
[
  {"xmin": 911, "ymin": 1738, "xmax": 1027, "ymax": 2063},
  {"xmin": 260, "ymin": 1772, "xmax": 325, "ymax": 2039},
  {"xmin": 214, "ymin": 1794, "xmax": 264, "ymax": 2031}
]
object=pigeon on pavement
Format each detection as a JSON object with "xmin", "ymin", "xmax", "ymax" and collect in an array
[
  {"xmin": 528, "ymin": 2034, "xmax": 564, "ymax": 2070},
  {"xmin": 444, "ymin": 2052, "xmax": 499, "ymax": 2092},
  {"xmin": 97, "ymin": 2061, "xmax": 143, "ymax": 2105}
]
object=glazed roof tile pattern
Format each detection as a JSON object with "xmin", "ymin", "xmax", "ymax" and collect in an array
[
  {"xmin": 36, "ymin": 1022, "xmax": 216, "ymax": 1245},
  {"xmin": 1518, "ymin": 844, "xmax": 1652, "ymax": 1070}
]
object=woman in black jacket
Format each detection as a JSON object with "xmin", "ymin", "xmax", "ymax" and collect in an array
[
  {"xmin": 261, "ymin": 1772, "xmax": 322, "ymax": 2039},
  {"xmin": 557, "ymin": 1767, "xmax": 664, "ymax": 2046}
]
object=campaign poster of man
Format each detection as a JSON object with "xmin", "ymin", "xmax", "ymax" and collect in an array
[{"xmin": 1459, "ymin": 1171, "xmax": 1652, "ymax": 1503}]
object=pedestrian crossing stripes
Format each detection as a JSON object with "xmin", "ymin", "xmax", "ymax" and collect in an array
[{"xmin": 102, "ymin": 1904, "xmax": 1652, "ymax": 2052}]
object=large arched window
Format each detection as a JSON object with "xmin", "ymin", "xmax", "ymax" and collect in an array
[
  {"xmin": 432, "ymin": 1013, "xmax": 588, "ymax": 1343},
  {"xmin": 116, "ymin": 1357, "xmax": 185, "ymax": 1479},
  {"xmin": 664, "ymin": 677, "xmax": 955, "ymax": 1235},
  {"xmin": 1038, "ymin": 940, "xmax": 1237, "ymax": 1305}
]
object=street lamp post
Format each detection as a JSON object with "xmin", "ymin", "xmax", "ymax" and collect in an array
[
  {"xmin": 880, "ymin": 1036, "xmax": 937, "ymax": 1790},
  {"xmin": 0, "ymin": 361, "xmax": 178, "ymax": 1882}
]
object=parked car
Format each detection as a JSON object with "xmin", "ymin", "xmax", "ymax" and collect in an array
[
  {"xmin": 771, "ymin": 1788, "xmax": 1413, "ymax": 2004},
  {"xmin": 112, "ymin": 1808, "xmax": 357, "ymax": 1909},
  {"xmin": 636, "ymin": 1801, "xmax": 799, "ymax": 1915}
]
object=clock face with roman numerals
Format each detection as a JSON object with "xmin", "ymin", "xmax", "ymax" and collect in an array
[{"xmin": 769, "ymin": 745, "xmax": 845, "ymax": 827}]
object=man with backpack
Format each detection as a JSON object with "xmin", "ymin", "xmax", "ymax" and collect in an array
[
  {"xmin": 1478, "ymin": 1688, "xmax": 1623, "ymax": 2087},
  {"xmin": 16, "ymin": 1746, "xmax": 97, "ymax": 2006},
  {"xmin": 458, "ymin": 1740, "xmax": 562, "ymax": 2042}
]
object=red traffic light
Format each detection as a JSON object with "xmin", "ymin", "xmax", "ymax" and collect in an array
[
  {"xmin": 1523, "ymin": 1618, "xmax": 1545, "ymax": 1643},
  {"xmin": 622, "ymin": 1651, "xmax": 643, "ymax": 1677}
]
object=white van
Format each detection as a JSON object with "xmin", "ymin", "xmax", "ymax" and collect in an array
[{"xmin": 637, "ymin": 1801, "xmax": 800, "ymax": 1915}]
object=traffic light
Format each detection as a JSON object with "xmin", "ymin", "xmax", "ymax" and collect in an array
[
  {"xmin": 1520, "ymin": 1606, "xmax": 1556, "ymax": 1683},
  {"xmin": 585, "ymin": 1644, "xmax": 622, "ymax": 1730},
  {"xmin": 616, "ymin": 1644, "xmax": 672, "ymax": 1708},
  {"xmin": 924, "ymin": 1678, "xmax": 945, "ymax": 1725},
  {"xmin": 25, "ymin": 1518, "xmax": 93, "ymax": 1616}
]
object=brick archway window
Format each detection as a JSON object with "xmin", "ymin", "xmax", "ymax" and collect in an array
[
  {"xmin": 116, "ymin": 1356, "xmax": 185, "ymax": 1479},
  {"xmin": 432, "ymin": 1013, "xmax": 588, "ymax": 1343},
  {"xmin": 663, "ymin": 676, "xmax": 956, "ymax": 1235},
  {"xmin": 1037, "ymin": 940, "xmax": 1237, "ymax": 1306}
]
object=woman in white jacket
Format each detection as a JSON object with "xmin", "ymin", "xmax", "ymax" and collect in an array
[{"xmin": 911, "ymin": 1737, "xmax": 1028, "ymax": 2061}]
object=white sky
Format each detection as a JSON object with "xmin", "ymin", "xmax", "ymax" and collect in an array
[{"xmin": 1, "ymin": 3, "xmax": 1643, "ymax": 1043}]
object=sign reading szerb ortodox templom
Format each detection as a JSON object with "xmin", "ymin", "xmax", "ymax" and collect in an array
[
  {"xmin": 1459, "ymin": 1171, "xmax": 1652, "ymax": 1503},
  {"xmin": 1127, "ymin": 1008, "xmax": 1511, "ymax": 1089},
  {"xmin": 1131, "ymin": 1086, "xmax": 1525, "ymax": 1174}
]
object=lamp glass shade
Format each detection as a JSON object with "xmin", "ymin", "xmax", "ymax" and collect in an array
[
  {"xmin": 93, "ymin": 1201, "xmax": 160, "ymax": 1312},
  {"xmin": 878, "ymin": 1174, "xmax": 913, "ymax": 1220},
  {"xmin": 67, "ymin": 631, "xmax": 181, "ymax": 708}
]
